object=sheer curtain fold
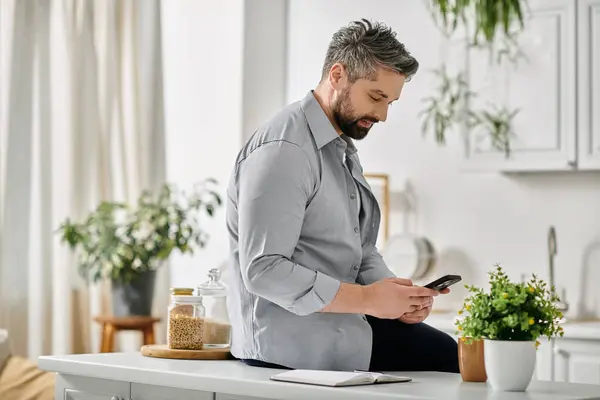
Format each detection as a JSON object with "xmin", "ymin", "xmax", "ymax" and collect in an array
[
  {"xmin": 1, "ymin": 0, "xmax": 36, "ymax": 358},
  {"xmin": 0, "ymin": 0, "xmax": 168, "ymax": 359}
]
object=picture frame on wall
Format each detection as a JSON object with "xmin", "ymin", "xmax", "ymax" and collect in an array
[{"xmin": 363, "ymin": 173, "xmax": 390, "ymax": 247}]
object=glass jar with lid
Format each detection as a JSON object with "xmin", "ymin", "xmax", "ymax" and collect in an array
[
  {"xmin": 197, "ymin": 268, "xmax": 231, "ymax": 348},
  {"xmin": 167, "ymin": 293, "xmax": 205, "ymax": 350}
]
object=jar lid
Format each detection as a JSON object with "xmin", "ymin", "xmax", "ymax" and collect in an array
[
  {"xmin": 171, "ymin": 295, "xmax": 203, "ymax": 304},
  {"xmin": 170, "ymin": 287, "xmax": 194, "ymax": 295},
  {"xmin": 198, "ymin": 268, "xmax": 227, "ymax": 296}
]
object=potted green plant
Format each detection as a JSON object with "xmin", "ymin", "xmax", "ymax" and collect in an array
[
  {"xmin": 57, "ymin": 180, "xmax": 221, "ymax": 317},
  {"xmin": 455, "ymin": 264, "xmax": 564, "ymax": 391}
]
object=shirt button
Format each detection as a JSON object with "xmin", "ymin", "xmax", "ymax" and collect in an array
[
  {"xmin": 350, "ymin": 193, "xmax": 356, "ymax": 200},
  {"xmin": 354, "ymin": 227, "xmax": 359, "ymax": 233},
  {"xmin": 353, "ymin": 265, "xmax": 359, "ymax": 270}
]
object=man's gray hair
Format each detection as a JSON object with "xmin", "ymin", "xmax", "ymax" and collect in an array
[{"xmin": 321, "ymin": 19, "xmax": 419, "ymax": 83}]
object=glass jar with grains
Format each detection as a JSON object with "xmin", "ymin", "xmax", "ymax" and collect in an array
[
  {"xmin": 167, "ymin": 292, "xmax": 205, "ymax": 350},
  {"xmin": 197, "ymin": 268, "xmax": 231, "ymax": 348}
]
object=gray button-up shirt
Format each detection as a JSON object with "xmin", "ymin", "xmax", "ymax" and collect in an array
[{"xmin": 225, "ymin": 91, "xmax": 395, "ymax": 371}]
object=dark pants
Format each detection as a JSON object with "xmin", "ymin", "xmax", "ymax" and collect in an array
[
  {"xmin": 367, "ymin": 316, "xmax": 459, "ymax": 373},
  {"xmin": 241, "ymin": 316, "xmax": 459, "ymax": 372}
]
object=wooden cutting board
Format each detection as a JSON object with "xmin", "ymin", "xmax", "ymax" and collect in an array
[{"xmin": 140, "ymin": 344, "xmax": 231, "ymax": 360}]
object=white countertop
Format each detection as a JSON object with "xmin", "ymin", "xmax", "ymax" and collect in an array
[
  {"xmin": 38, "ymin": 352, "xmax": 600, "ymax": 400},
  {"xmin": 426, "ymin": 313, "xmax": 600, "ymax": 340}
]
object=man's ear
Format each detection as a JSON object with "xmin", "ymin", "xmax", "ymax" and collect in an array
[{"xmin": 328, "ymin": 63, "xmax": 347, "ymax": 90}]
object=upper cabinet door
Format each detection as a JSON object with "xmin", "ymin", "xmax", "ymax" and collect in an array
[
  {"xmin": 463, "ymin": 0, "xmax": 577, "ymax": 172},
  {"xmin": 578, "ymin": 0, "xmax": 600, "ymax": 170}
]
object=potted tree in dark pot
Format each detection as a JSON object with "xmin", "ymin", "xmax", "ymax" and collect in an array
[{"xmin": 58, "ymin": 180, "xmax": 221, "ymax": 316}]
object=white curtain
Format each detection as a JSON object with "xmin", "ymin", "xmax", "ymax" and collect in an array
[{"xmin": 0, "ymin": 0, "xmax": 169, "ymax": 359}]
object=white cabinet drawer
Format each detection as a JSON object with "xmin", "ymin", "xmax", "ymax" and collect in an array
[
  {"xmin": 131, "ymin": 383, "xmax": 214, "ymax": 400},
  {"xmin": 57, "ymin": 374, "xmax": 130, "ymax": 400},
  {"xmin": 216, "ymin": 394, "xmax": 270, "ymax": 400}
]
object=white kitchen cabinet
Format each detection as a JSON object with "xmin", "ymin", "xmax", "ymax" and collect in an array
[
  {"xmin": 216, "ymin": 395, "xmax": 268, "ymax": 400},
  {"xmin": 578, "ymin": 0, "xmax": 600, "ymax": 169},
  {"xmin": 57, "ymin": 376, "xmax": 217, "ymax": 400},
  {"xmin": 463, "ymin": 0, "xmax": 577, "ymax": 171},
  {"xmin": 40, "ymin": 352, "xmax": 600, "ymax": 399},
  {"xmin": 554, "ymin": 339, "xmax": 600, "ymax": 385},
  {"xmin": 57, "ymin": 374, "xmax": 130, "ymax": 400},
  {"xmin": 131, "ymin": 383, "xmax": 214, "ymax": 400},
  {"xmin": 462, "ymin": 0, "xmax": 596, "ymax": 172},
  {"xmin": 533, "ymin": 338, "xmax": 554, "ymax": 381}
]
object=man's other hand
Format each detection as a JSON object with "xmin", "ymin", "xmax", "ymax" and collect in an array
[{"xmin": 399, "ymin": 287, "xmax": 451, "ymax": 324}]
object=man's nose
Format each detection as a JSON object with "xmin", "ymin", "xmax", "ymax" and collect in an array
[{"xmin": 375, "ymin": 107, "xmax": 387, "ymax": 123}]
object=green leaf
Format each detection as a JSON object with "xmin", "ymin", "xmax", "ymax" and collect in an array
[
  {"xmin": 56, "ymin": 180, "xmax": 222, "ymax": 284},
  {"xmin": 455, "ymin": 263, "xmax": 564, "ymax": 341}
]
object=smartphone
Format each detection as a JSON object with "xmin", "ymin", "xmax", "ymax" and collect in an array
[{"xmin": 424, "ymin": 274, "xmax": 462, "ymax": 291}]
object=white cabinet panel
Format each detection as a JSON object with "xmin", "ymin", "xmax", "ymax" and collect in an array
[
  {"xmin": 57, "ymin": 374, "xmax": 130, "ymax": 400},
  {"xmin": 567, "ymin": 355, "xmax": 600, "ymax": 385},
  {"xmin": 65, "ymin": 392, "xmax": 119, "ymax": 400},
  {"xmin": 216, "ymin": 395, "xmax": 269, "ymax": 400},
  {"xmin": 463, "ymin": 0, "xmax": 577, "ymax": 171},
  {"xmin": 65, "ymin": 391, "xmax": 125, "ymax": 400},
  {"xmin": 578, "ymin": 0, "xmax": 600, "ymax": 169},
  {"xmin": 533, "ymin": 338, "xmax": 553, "ymax": 381},
  {"xmin": 131, "ymin": 383, "xmax": 214, "ymax": 400},
  {"xmin": 554, "ymin": 339, "xmax": 600, "ymax": 385}
]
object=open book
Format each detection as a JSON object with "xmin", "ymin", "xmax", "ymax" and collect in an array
[{"xmin": 270, "ymin": 369, "xmax": 411, "ymax": 387}]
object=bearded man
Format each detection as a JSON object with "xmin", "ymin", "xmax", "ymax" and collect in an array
[{"xmin": 225, "ymin": 19, "xmax": 459, "ymax": 373}]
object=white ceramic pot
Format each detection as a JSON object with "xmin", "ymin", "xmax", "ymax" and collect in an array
[{"xmin": 484, "ymin": 339, "xmax": 536, "ymax": 391}]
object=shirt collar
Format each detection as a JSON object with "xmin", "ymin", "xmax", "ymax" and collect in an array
[
  {"xmin": 340, "ymin": 133, "xmax": 358, "ymax": 155},
  {"xmin": 300, "ymin": 91, "xmax": 343, "ymax": 150}
]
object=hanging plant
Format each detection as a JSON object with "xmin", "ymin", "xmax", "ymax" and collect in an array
[
  {"xmin": 428, "ymin": 0, "xmax": 529, "ymax": 63},
  {"xmin": 469, "ymin": 105, "xmax": 520, "ymax": 159},
  {"xmin": 419, "ymin": 66, "xmax": 473, "ymax": 145},
  {"xmin": 491, "ymin": 33, "xmax": 528, "ymax": 65},
  {"xmin": 420, "ymin": 68, "xmax": 519, "ymax": 156},
  {"xmin": 429, "ymin": 0, "xmax": 527, "ymax": 47},
  {"xmin": 420, "ymin": 0, "xmax": 529, "ymax": 155}
]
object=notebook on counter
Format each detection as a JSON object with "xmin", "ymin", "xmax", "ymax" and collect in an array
[{"xmin": 270, "ymin": 369, "xmax": 411, "ymax": 387}]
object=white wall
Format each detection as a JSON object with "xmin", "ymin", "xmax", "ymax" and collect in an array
[
  {"xmin": 286, "ymin": 0, "xmax": 600, "ymax": 316},
  {"xmin": 162, "ymin": 0, "xmax": 287, "ymax": 286},
  {"xmin": 161, "ymin": 0, "xmax": 600, "ymax": 318},
  {"xmin": 242, "ymin": 0, "xmax": 288, "ymax": 142},
  {"xmin": 161, "ymin": 0, "xmax": 245, "ymax": 286}
]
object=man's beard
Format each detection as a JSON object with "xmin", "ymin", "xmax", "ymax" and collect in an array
[{"xmin": 332, "ymin": 88, "xmax": 378, "ymax": 140}]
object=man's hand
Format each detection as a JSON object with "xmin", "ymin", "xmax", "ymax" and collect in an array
[
  {"xmin": 363, "ymin": 278, "xmax": 440, "ymax": 319},
  {"xmin": 399, "ymin": 306, "xmax": 431, "ymax": 324},
  {"xmin": 399, "ymin": 287, "xmax": 451, "ymax": 324}
]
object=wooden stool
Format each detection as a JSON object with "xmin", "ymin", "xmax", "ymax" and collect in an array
[{"xmin": 94, "ymin": 316, "xmax": 161, "ymax": 353}]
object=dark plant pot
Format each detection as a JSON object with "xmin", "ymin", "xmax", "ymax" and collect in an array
[
  {"xmin": 111, "ymin": 270, "xmax": 157, "ymax": 317},
  {"xmin": 458, "ymin": 338, "xmax": 487, "ymax": 382}
]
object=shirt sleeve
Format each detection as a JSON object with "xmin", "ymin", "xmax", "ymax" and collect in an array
[
  {"xmin": 237, "ymin": 140, "xmax": 341, "ymax": 316},
  {"xmin": 357, "ymin": 246, "xmax": 396, "ymax": 285}
]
